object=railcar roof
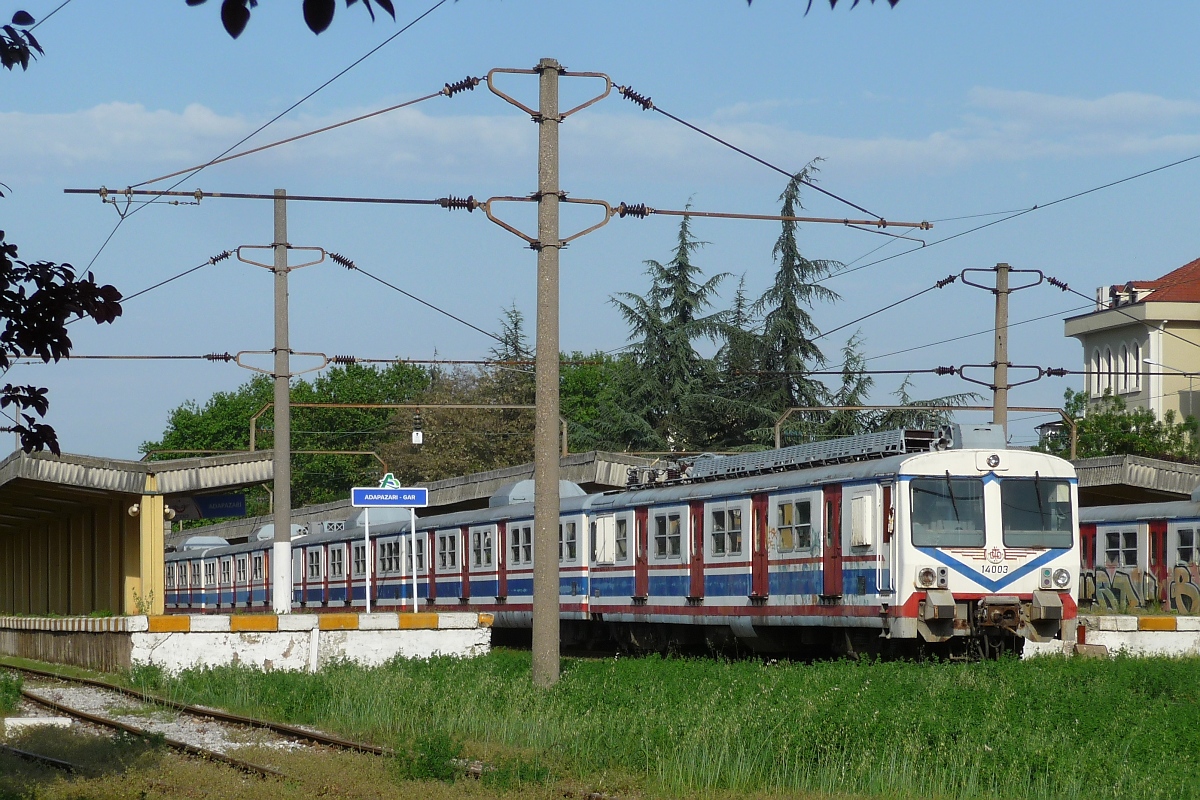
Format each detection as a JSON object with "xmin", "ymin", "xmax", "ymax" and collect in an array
[{"xmin": 1081, "ymin": 500, "xmax": 1200, "ymax": 523}]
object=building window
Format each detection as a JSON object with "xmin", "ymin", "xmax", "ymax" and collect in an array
[
  {"xmin": 1119, "ymin": 344, "xmax": 1129, "ymax": 393},
  {"xmin": 221, "ymin": 559, "xmax": 231, "ymax": 585},
  {"xmin": 1104, "ymin": 346, "xmax": 1115, "ymax": 394},
  {"xmin": 710, "ymin": 507, "xmax": 744, "ymax": 556},
  {"xmin": 559, "ymin": 521, "xmax": 578, "ymax": 563},
  {"xmin": 1105, "ymin": 530, "xmax": 1138, "ymax": 567},
  {"xmin": 1179, "ymin": 529, "xmax": 1197, "ymax": 566},
  {"xmin": 615, "ymin": 518, "xmax": 629, "ymax": 562},
  {"xmin": 776, "ymin": 499, "xmax": 813, "ymax": 552},
  {"xmin": 166, "ymin": 564, "xmax": 175, "ymax": 589},
  {"xmin": 653, "ymin": 513, "xmax": 682, "ymax": 559},
  {"xmin": 330, "ymin": 548, "xmax": 344, "ymax": 578},
  {"xmin": 236, "ymin": 557, "xmax": 247, "ymax": 583},
  {"xmin": 353, "ymin": 544, "xmax": 366, "ymax": 576},
  {"xmin": 1090, "ymin": 349, "xmax": 1101, "ymax": 397},
  {"xmin": 1130, "ymin": 341, "xmax": 1142, "ymax": 390},
  {"xmin": 438, "ymin": 532, "xmax": 458, "ymax": 571},
  {"xmin": 252, "ymin": 554, "xmax": 263, "ymax": 581},
  {"xmin": 510, "ymin": 524, "xmax": 533, "ymax": 566},
  {"xmin": 308, "ymin": 549, "xmax": 322, "ymax": 580}
]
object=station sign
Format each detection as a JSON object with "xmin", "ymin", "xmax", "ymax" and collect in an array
[{"xmin": 351, "ymin": 474, "xmax": 428, "ymax": 508}]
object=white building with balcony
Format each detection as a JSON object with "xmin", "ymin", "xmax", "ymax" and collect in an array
[{"xmin": 1064, "ymin": 256, "xmax": 1200, "ymax": 420}]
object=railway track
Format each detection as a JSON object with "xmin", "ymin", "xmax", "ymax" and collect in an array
[{"xmin": 3, "ymin": 662, "xmax": 392, "ymax": 779}]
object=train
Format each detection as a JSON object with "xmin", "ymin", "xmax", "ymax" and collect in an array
[
  {"xmin": 165, "ymin": 425, "xmax": 1080, "ymax": 657},
  {"xmin": 1079, "ymin": 494, "xmax": 1200, "ymax": 615}
]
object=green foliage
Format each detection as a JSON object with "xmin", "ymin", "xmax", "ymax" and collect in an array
[
  {"xmin": 150, "ymin": 650, "xmax": 1200, "ymax": 800},
  {"xmin": 1040, "ymin": 389, "xmax": 1200, "ymax": 461},
  {"xmin": 0, "ymin": 670, "xmax": 21, "ymax": 714},
  {"xmin": 391, "ymin": 731, "xmax": 464, "ymax": 783}
]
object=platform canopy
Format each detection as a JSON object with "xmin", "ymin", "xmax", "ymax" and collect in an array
[
  {"xmin": 0, "ymin": 450, "xmax": 273, "ymax": 616},
  {"xmin": 1073, "ymin": 454, "xmax": 1200, "ymax": 506}
]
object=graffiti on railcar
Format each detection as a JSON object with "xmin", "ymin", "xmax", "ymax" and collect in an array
[
  {"xmin": 1079, "ymin": 567, "xmax": 1160, "ymax": 613},
  {"xmin": 1169, "ymin": 564, "xmax": 1200, "ymax": 614}
]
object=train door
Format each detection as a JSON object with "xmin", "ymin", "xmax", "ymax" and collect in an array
[
  {"xmin": 822, "ymin": 484, "xmax": 843, "ymax": 598},
  {"xmin": 459, "ymin": 525, "xmax": 471, "ymax": 601},
  {"xmin": 750, "ymin": 493, "xmax": 769, "ymax": 599},
  {"xmin": 879, "ymin": 484, "xmax": 894, "ymax": 597},
  {"xmin": 1149, "ymin": 519, "xmax": 1168, "ymax": 604},
  {"xmin": 688, "ymin": 501, "xmax": 705, "ymax": 600},
  {"xmin": 634, "ymin": 506, "xmax": 649, "ymax": 601},
  {"xmin": 497, "ymin": 521, "xmax": 508, "ymax": 600},
  {"xmin": 426, "ymin": 532, "xmax": 438, "ymax": 602}
]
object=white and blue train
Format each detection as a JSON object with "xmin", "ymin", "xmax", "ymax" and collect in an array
[{"xmin": 166, "ymin": 426, "xmax": 1079, "ymax": 656}]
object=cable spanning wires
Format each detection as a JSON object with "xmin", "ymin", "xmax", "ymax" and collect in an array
[{"xmin": 814, "ymin": 274, "xmax": 958, "ymax": 342}]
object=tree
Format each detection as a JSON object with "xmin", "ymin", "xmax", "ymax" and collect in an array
[
  {"xmin": 611, "ymin": 212, "xmax": 728, "ymax": 450},
  {"xmin": 754, "ymin": 165, "xmax": 840, "ymax": 411},
  {"xmin": 1039, "ymin": 389, "xmax": 1200, "ymax": 462},
  {"xmin": 1, "ymin": 10, "xmax": 40, "ymax": 70}
]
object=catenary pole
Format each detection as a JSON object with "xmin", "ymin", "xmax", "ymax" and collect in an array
[
  {"xmin": 992, "ymin": 262, "xmax": 1010, "ymax": 437},
  {"xmin": 271, "ymin": 189, "xmax": 293, "ymax": 614},
  {"xmin": 532, "ymin": 58, "xmax": 562, "ymax": 688}
]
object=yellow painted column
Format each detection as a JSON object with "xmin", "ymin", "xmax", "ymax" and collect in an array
[
  {"xmin": 138, "ymin": 475, "xmax": 165, "ymax": 616},
  {"xmin": 123, "ymin": 497, "xmax": 142, "ymax": 615}
]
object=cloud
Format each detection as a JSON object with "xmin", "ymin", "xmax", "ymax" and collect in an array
[{"xmin": 4, "ymin": 88, "xmax": 1200, "ymax": 191}]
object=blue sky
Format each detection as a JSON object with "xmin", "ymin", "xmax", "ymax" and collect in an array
[{"xmin": 5, "ymin": 0, "xmax": 1200, "ymax": 457}]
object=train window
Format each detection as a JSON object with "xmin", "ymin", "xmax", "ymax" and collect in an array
[
  {"xmin": 776, "ymin": 500, "xmax": 813, "ymax": 553},
  {"xmin": 910, "ymin": 477, "xmax": 986, "ymax": 547},
  {"xmin": 1001, "ymin": 479, "xmax": 1073, "ymax": 548},
  {"xmin": 850, "ymin": 495, "xmax": 873, "ymax": 548},
  {"xmin": 559, "ymin": 522, "xmax": 578, "ymax": 563},
  {"xmin": 353, "ymin": 545, "xmax": 366, "ymax": 576},
  {"xmin": 252, "ymin": 554, "xmax": 263, "ymax": 581},
  {"xmin": 236, "ymin": 557, "xmax": 247, "ymax": 583},
  {"xmin": 204, "ymin": 562, "xmax": 216, "ymax": 587},
  {"xmin": 654, "ymin": 513, "xmax": 682, "ymax": 559},
  {"xmin": 380, "ymin": 541, "xmax": 400, "ymax": 573},
  {"xmin": 405, "ymin": 538, "xmax": 425, "ymax": 573},
  {"xmin": 166, "ymin": 564, "xmax": 175, "ymax": 589},
  {"xmin": 616, "ymin": 518, "xmax": 629, "ymax": 561},
  {"xmin": 438, "ymin": 533, "xmax": 458, "ymax": 571},
  {"xmin": 592, "ymin": 517, "xmax": 617, "ymax": 564},
  {"xmin": 330, "ymin": 548, "xmax": 344, "ymax": 578},
  {"xmin": 510, "ymin": 525, "xmax": 533, "ymax": 566},
  {"xmin": 1179, "ymin": 530, "xmax": 1197, "ymax": 565},
  {"xmin": 308, "ymin": 550, "xmax": 322, "ymax": 579},
  {"xmin": 221, "ymin": 559, "xmax": 231, "ymax": 585},
  {"xmin": 472, "ymin": 528, "xmax": 494, "ymax": 568},
  {"xmin": 710, "ymin": 508, "xmax": 744, "ymax": 556},
  {"xmin": 1105, "ymin": 530, "xmax": 1138, "ymax": 567}
]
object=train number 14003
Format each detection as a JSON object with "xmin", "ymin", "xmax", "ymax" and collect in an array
[{"xmin": 982, "ymin": 564, "xmax": 1009, "ymax": 575}]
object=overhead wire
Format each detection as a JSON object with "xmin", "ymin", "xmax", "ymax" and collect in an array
[
  {"xmin": 813, "ymin": 274, "xmax": 957, "ymax": 342},
  {"xmin": 77, "ymin": 0, "xmax": 450, "ymax": 270},
  {"xmin": 28, "ymin": 0, "xmax": 73, "ymax": 30}
]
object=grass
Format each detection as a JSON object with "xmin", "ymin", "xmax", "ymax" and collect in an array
[
  {"xmin": 122, "ymin": 649, "xmax": 1200, "ymax": 800},
  {"xmin": 0, "ymin": 670, "xmax": 20, "ymax": 714}
]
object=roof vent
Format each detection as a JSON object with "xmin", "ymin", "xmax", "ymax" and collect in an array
[{"xmin": 488, "ymin": 479, "xmax": 587, "ymax": 508}]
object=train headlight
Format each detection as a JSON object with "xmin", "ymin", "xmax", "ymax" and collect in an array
[
  {"xmin": 1052, "ymin": 568, "xmax": 1072, "ymax": 589},
  {"xmin": 916, "ymin": 567, "xmax": 937, "ymax": 588}
]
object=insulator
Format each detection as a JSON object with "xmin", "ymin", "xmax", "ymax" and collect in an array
[
  {"xmin": 1047, "ymin": 276, "xmax": 1069, "ymax": 292},
  {"xmin": 442, "ymin": 76, "xmax": 481, "ymax": 97},
  {"xmin": 438, "ymin": 195, "xmax": 478, "ymax": 212},
  {"xmin": 205, "ymin": 352, "xmax": 234, "ymax": 362},
  {"xmin": 934, "ymin": 366, "xmax": 957, "ymax": 376},
  {"xmin": 330, "ymin": 355, "xmax": 356, "ymax": 365},
  {"xmin": 209, "ymin": 250, "xmax": 232, "ymax": 264},
  {"xmin": 329, "ymin": 252, "xmax": 356, "ymax": 270},
  {"xmin": 616, "ymin": 202, "xmax": 649, "ymax": 219},
  {"xmin": 1045, "ymin": 367, "xmax": 1068, "ymax": 377},
  {"xmin": 936, "ymin": 274, "xmax": 957, "ymax": 289},
  {"xmin": 617, "ymin": 85, "xmax": 653, "ymax": 110}
]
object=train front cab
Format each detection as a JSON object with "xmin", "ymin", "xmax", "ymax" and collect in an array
[{"xmin": 890, "ymin": 450, "xmax": 1078, "ymax": 652}]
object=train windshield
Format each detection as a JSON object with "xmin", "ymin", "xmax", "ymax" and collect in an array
[
  {"xmin": 910, "ymin": 477, "xmax": 986, "ymax": 546},
  {"xmin": 1000, "ymin": 478, "xmax": 1073, "ymax": 548}
]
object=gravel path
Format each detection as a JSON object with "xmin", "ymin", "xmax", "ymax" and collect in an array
[{"xmin": 22, "ymin": 682, "xmax": 306, "ymax": 755}]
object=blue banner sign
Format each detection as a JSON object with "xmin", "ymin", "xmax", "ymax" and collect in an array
[
  {"xmin": 351, "ymin": 487, "xmax": 429, "ymax": 508},
  {"xmin": 194, "ymin": 494, "xmax": 247, "ymax": 518}
]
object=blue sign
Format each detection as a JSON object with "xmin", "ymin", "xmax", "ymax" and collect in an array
[
  {"xmin": 351, "ymin": 487, "xmax": 428, "ymax": 508},
  {"xmin": 194, "ymin": 494, "xmax": 246, "ymax": 519}
]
